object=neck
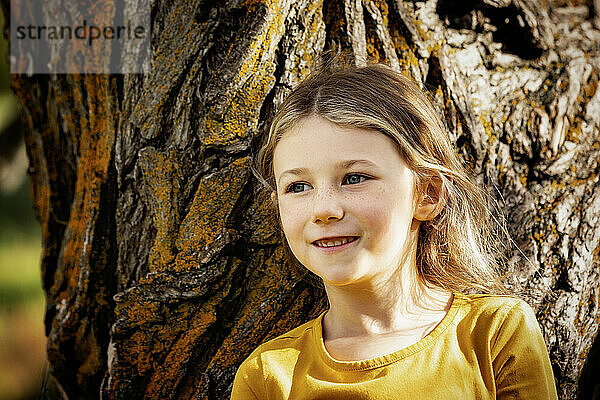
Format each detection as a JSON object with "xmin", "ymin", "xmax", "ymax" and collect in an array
[{"xmin": 322, "ymin": 259, "xmax": 452, "ymax": 340}]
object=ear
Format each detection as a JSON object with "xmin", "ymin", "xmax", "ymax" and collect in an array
[{"xmin": 414, "ymin": 175, "xmax": 447, "ymax": 222}]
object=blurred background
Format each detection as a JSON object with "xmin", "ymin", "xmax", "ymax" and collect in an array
[{"xmin": 0, "ymin": 6, "xmax": 46, "ymax": 400}]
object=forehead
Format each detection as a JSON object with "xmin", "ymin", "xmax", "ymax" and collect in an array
[{"xmin": 273, "ymin": 116, "xmax": 403, "ymax": 174}]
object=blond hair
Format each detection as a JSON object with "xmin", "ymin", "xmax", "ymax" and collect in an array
[{"xmin": 253, "ymin": 57, "xmax": 509, "ymax": 295}]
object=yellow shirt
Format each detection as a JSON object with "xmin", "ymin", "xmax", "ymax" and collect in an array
[{"xmin": 231, "ymin": 293, "xmax": 558, "ymax": 399}]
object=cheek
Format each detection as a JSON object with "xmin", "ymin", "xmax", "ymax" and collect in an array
[
  {"xmin": 278, "ymin": 199, "xmax": 304, "ymax": 240},
  {"xmin": 358, "ymin": 189, "xmax": 412, "ymax": 239},
  {"xmin": 356, "ymin": 188, "xmax": 390, "ymax": 225},
  {"xmin": 360, "ymin": 202, "xmax": 393, "ymax": 239}
]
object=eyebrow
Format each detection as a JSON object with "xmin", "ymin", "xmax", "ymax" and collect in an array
[{"xmin": 278, "ymin": 159, "xmax": 379, "ymax": 185}]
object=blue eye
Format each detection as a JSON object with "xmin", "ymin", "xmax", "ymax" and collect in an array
[
  {"xmin": 286, "ymin": 182, "xmax": 311, "ymax": 193},
  {"xmin": 285, "ymin": 174, "xmax": 369, "ymax": 193},
  {"xmin": 344, "ymin": 174, "xmax": 368, "ymax": 184}
]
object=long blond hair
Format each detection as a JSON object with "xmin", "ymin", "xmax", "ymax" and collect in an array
[{"xmin": 253, "ymin": 57, "xmax": 509, "ymax": 295}]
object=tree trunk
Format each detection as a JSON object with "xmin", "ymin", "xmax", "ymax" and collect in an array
[{"xmin": 3, "ymin": 0, "xmax": 599, "ymax": 398}]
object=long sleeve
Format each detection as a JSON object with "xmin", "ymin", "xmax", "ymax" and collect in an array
[{"xmin": 491, "ymin": 300, "xmax": 558, "ymax": 400}]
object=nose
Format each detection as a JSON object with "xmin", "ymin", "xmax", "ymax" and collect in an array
[{"xmin": 311, "ymin": 186, "xmax": 344, "ymax": 223}]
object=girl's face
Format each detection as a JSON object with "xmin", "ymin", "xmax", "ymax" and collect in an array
[{"xmin": 272, "ymin": 116, "xmax": 421, "ymax": 288}]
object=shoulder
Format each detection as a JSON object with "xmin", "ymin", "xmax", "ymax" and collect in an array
[
  {"xmin": 458, "ymin": 293, "xmax": 535, "ymax": 324},
  {"xmin": 455, "ymin": 293, "xmax": 547, "ymax": 354},
  {"xmin": 454, "ymin": 294, "xmax": 543, "ymax": 347},
  {"xmin": 232, "ymin": 314, "xmax": 323, "ymax": 399},
  {"xmin": 237, "ymin": 313, "xmax": 322, "ymax": 372},
  {"xmin": 460, "ymin": 293, "xmax": 528, "ymax": 311},
  {"xmin": 454, "ymin": 295, "xmax": 557, "ymax": 398}
]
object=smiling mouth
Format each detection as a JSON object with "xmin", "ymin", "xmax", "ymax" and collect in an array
[{"xmin": 312, "ymin": 236, "xmax": 359, "ymax": 248}]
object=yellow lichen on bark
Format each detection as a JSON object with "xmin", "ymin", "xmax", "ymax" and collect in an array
[
  {"xmin": 139, "ymin": 149, "xmax": 183, "ymax": 271},
  {"xmin": 144, "ymin": 298, "xmax": 219, "ymax": 399},
  {"xmin": 389, "ymin": 27, "xmax": 421, "ymax": 76},
  {"xmin": 202, "ymin": 64, "xmax": 275, "ymax": 146},
  {"xmin": 174, "ymin": 157, "xmax": 250, "ymax": 271},
  {"xmin": 203, "ymin": 0, "xmax": 291, "ymax": 147},
  {"xmin": 211, "ymin": 247, "xmax": 292, "ymax": 366},
  {"xmin": 245, "ymin": 187, "xmax": 280, "ymax": 245},
  {"xmin": 54, "ymin": 74, "xmax": 115, "ymax": 307}
]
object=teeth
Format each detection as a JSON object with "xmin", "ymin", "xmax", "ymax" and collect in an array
[{"xmin": 314, "ymin": 237, "xmax": 355, "ymax": 247}]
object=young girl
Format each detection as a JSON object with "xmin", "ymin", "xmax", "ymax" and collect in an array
[{"xmin": 231, "ymin": 59, "xmax": 558, "ymax": 399}]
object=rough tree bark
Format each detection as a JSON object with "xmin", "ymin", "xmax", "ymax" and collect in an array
[{"xmin": 2, "ymin": 0, "xmax": 599, "ymax": 398}]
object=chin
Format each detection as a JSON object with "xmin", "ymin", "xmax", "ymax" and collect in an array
[{"xmin": 319, "ymin": 269, "xmax": 365, "ymax": 287}]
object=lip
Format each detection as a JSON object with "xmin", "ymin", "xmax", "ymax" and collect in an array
[{"xmin": 311, "ymin": 236, "xmax": 360, "ymax": 252}]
